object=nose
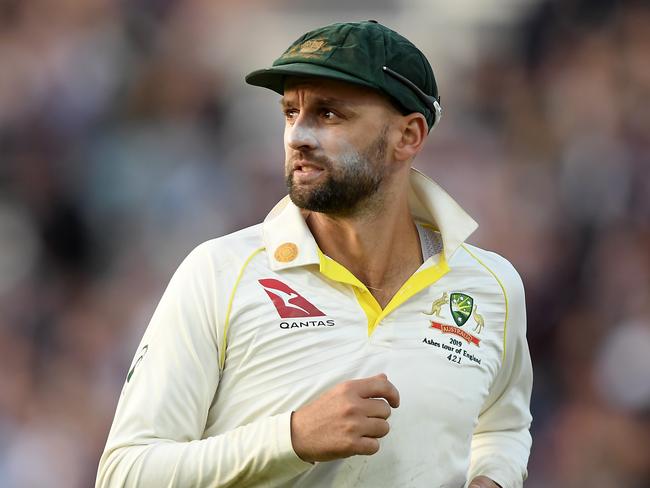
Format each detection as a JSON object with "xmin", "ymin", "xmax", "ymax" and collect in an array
[{"xmin": 285, "ymin": 114, "xmax": 318, "ymax": 152}]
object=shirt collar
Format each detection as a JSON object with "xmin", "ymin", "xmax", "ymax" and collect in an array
[{"xmin": 262, "ymin": 167, "xmax": 478, "ymax": 271}]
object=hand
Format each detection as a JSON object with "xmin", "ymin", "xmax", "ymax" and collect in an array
[
  {"xmin": 468, "ymin": 476, "xmax": 502, "ymax": 488},
  {"xmin": 290, "ymin": 373, "xmax": 400, "ymax": 463}
]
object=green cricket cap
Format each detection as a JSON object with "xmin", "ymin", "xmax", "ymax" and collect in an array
[{"xmin": 245, "ymin": 20, "xmax": 442, "ymax": 131}]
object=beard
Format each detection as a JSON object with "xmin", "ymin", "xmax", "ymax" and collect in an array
[{"xmin": 286, "ymin": 126, "xmax": 388, "ymax": 216}]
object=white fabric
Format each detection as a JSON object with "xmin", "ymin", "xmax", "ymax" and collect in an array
[{"xmin": 96, "ymin": 168, "xmax": 532, "ymax": 488}]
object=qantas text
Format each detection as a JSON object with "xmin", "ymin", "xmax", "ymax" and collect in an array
[{"xmin": 279, "ymin": 319, "xmax": 335, "ymax": 329}]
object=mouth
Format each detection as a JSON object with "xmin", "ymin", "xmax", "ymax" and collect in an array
[
  {"xmin": 292, "ymin": 159, "xmax": 324, "ymax": 171},
  {"xmin": 291, "ymin": 159, "xmax": 326, "ymax": 183}
]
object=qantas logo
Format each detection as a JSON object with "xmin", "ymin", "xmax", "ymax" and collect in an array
[{"xmin": 258, "ymin": 279, "xmax": 325, "ymax": 318}]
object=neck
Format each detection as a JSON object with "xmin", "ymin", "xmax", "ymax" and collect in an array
[{"xmin": 306, "ymin": 182, "xmax": 423, "ymax": 307}]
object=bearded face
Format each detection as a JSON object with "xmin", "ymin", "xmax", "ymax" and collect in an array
[{"xmin": 286, "ymin": 125, "xmax": 388, "ymax": 216}]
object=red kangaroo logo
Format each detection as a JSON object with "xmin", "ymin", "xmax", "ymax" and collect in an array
[{"xmin": 259, "ymin": 279, "xmax": 325, "ymax": 318}]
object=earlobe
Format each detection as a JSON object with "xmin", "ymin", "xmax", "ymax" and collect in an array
[{"xmin": 394, "ymin": 114, "xmax": 427, "ymax": 162}]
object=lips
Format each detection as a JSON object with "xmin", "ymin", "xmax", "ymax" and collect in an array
[
  {"xmin": 292, "ymin": 159, "xmax": 324, "ymax": 172},
  {"xmin": 291, "ymin": 159, "xmax": 326, "ymax": 183}
]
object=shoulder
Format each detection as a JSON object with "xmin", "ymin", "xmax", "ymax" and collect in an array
[
  {"xmin": 454, "ymin": 243, "xmax": 525, "ymax": 305},
  {"xmin": 171, "ymin": 223, "xmax": 266, "ymax": 285},
  {"xmin": 186, "ymin": 223, "xmax": 265, "ymax": 267},
  {"xmin": 456, "ymin": 244, "xmax": 528, "ymax": 362}
]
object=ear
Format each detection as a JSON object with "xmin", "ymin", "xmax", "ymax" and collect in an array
[{"xmin": 393, "ymin": 113, "xmax": 428, "ymax": 162}]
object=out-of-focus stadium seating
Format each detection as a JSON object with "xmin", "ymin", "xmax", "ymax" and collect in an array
[{"xmin": 0, "ymin": 1, "xmax": 648, "ymax": 486}]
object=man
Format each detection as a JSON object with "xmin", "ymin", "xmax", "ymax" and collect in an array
[{"xmin": 97, "ymin": 21, "xmax": 532, "ymax": 488}]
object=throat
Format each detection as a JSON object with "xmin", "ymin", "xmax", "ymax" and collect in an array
[
  {"xmin": 308, "ymin": 209, "xmax": 430, "ymax": 309},
  {"xmin": 352, "ymin": 223, "xmax": 440, "ymax": 309},
  {"xmin": 365, "ymin": 283, "xmax": 401, "ymax": 309},
  {"xmin": 362, "ymin": 259, "xmax": 420, "ymax": 309}
]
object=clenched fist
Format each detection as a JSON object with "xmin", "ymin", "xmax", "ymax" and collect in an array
[{"xmin": 290, "ymin": 374, "xmax": 400, "ymax": 463}]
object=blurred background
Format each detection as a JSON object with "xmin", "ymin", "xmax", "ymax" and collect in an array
[{"xmin": 0, "ymin": 0, "xmax": 648, "ymax": 486}]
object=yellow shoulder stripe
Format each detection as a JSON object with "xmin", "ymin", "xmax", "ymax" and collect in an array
[
  {"xmin": 460, "ymin": 244, "xmax": 508, "ymax": 361},
  {"xmin": 219, "ymin": 246, "xmax": 265, "ymax": 370}
]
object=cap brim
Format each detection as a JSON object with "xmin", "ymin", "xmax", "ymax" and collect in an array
[{"xmin": 245, "ymin": 63, "xmax": 377, "ymax": 94}]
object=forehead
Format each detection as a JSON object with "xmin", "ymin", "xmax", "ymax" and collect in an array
[{"xmin": 282, "ymin": 77, "xmax": 389, "ymax": 106}]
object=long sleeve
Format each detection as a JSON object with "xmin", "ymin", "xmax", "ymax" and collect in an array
[
  {"xmin": 96, "ymin": 244, "xmax": 311, "ymax": 487},
  {"xmin": 467, "ymin": 257, "xmax": 533, "ymax": 488}
]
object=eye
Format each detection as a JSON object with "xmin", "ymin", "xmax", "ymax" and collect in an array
[
  {"xmin": 284, "ymin": 108, "xmax": 299, "ymax": 121},
  {"xmin": 320, "ymin": 109, "xmax": 338, "ymax": 120}
]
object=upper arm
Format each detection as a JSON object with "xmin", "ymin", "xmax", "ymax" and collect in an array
[
  {"xmin": 107, "ymin": 243, "xmax": 224, "ymax": 448},
  {"xmin": 467, "ymin": 251, "xmax": 533, "ymax": 487},
  {"xmin": 476, "ymin": 258, "xmax": 532, "ymax": 431}
]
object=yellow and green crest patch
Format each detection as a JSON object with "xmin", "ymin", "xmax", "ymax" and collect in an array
[{"xmin": 450, "ymin": 293, "xmax": 473, "ymax": 327}]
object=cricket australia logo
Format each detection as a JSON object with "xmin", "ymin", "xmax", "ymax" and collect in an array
[
  {"xmin": 450, "ymin": 292, "xmax": 473, "ymax": 326},
  {"xmin": 424, "ymin": 291, "xmax": 483, "ymax": 346}
]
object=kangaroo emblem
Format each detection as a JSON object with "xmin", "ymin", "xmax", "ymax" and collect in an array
[
  {"xmin": 472, "ymin": 305, "xmax": 484, "ymax": 334},
  {"xmin": 261, "ymin": 286, "xmax": 311, "ymax": 315},
  {"xmin": 423, "ymin": 292, "xmax": 449, "ymax": 317}
]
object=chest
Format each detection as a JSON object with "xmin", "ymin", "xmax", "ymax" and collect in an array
[{"xmin": 206, "ymin": 261, "xmax": 505, "ymax": 435}]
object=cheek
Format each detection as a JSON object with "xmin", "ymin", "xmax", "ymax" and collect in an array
[
  {"xmin": 334, "ymin": 139, "xmax": 362, "ymax": 166},
  {"xmin": 320, "ymin": 133, "xmax": 357, "ymax": 162}
]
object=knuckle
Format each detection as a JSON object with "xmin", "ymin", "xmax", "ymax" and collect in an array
[
  {"xmin": 377, "ymin": 381, "xmax": 391, "ymax": 395},
  {"xmin": 342, "ymin": 419, "xmax": 359, "ymax": 435},
  {"xmin": 380, "ymin": 402, "xmax": 391, "ymax": 418},
  {"xmin": 341, "ymin": 402, "xmax": 358, "ymax": 418},
  {"xmin": 342, "ymin": 437, "xmax": 358, "ymax": 453},
  {"xmin": 338, "ymin": 381, "xmax": 354, "ymax": 395},
  {"xmin": 341, "ymin": 421, "xmax": 353, "ymax": 435},
  {"xmin": 364, "ymin": 439, "xmax": 380, "ymax": 455}
]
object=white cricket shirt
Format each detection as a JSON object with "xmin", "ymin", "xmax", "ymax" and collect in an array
[{"xmin": 97, "ymin": 169, "xmax": 533, "ymax": 488}]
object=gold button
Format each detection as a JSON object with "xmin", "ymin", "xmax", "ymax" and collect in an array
[{"xmin": 274, "ymin": 243, "xmax": 299, "ymax": 262}]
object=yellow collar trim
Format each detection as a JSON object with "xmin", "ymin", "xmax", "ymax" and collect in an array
[{"xmin": 318, "ymin": 249, "xmax": 450, "ymax": 335}]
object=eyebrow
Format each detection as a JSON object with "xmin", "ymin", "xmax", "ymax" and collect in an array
[{"xmin": 280, "ymin": 96, "xmax": 355, "ymax": 110}]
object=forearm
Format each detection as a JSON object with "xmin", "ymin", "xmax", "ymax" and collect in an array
[{"xmin": 97, "ymin": 411, "xmax": 311, "ymax": 488}]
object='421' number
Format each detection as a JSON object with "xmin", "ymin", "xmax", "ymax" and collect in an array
[{"xmin": 447, "ymin": 353, "xmax": 461, "ymax": 364}]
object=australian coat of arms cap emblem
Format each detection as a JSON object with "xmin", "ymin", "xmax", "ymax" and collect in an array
[
  {"xmin": 450, "ymin": 292, "xmax": 473, "ymax": 327},
  {"xmin": 281, "ymin": 38, "xmax": 332, "ymax": 59},
  {"xmin": 299, "ymin": 39, "xmax": 327, "ymax": 53}
]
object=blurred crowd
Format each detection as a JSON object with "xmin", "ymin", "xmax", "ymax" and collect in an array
[{"xmin": 0, "ymin": 0, "xmax": 648, "ymax": 486}]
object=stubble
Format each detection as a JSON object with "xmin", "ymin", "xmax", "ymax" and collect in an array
[{"xmin": 286, "ymin": 126, "xmax": 389, "ymax": 217}]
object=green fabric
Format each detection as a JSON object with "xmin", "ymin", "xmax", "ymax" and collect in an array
[{"xmin": 245, "ymin": 21, "xmax": 439, "ymax": 130}]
